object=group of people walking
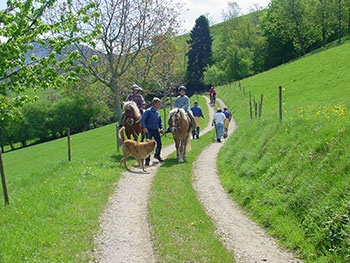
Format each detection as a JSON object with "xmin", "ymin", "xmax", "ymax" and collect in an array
[
  {"xmin": 119, "ymin": 84, "xmax": 232, "ymax": 164},
  {"xmin": 212, "ymin": 107, "xmax": 232, "ymax": 142}
]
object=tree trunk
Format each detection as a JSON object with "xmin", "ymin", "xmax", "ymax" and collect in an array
[{"xmin": 319, "ymin": 0, "xmax": 326, "ymax": 47}]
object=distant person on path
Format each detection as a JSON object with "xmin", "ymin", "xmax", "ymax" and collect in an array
[
  {"xmin": 223, "ymin": 107, "xmax": 232, "ymax": 138},
  {"xmin": 119, "ymin": 84, "xmax": 146, "ymax": 127},
  {"xmin": 209, "ymin": 86, "xmax": 216, "ymax": 105},
  {"xmin": 141, "ymin": 97, "xmax": 164, "ymax": 165},
  {"xmin": 190, "ymin": 101, "xmax": 205, "ymax": 139},
  {"xmin": 212, "ymin": 108, "xmax": 225, "ymax": 142},
  {"xmin": 170, "ymin": 86, "xmax": 197, "ymax": 137}
]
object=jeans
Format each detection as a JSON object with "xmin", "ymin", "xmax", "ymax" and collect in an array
[
  {"xmin": 215, "ymin": 122, "xmax": 224, "ymax": 140},
  {"xmin": 145, "ymin": 129, "xmax": 162, "ymax": 162}
]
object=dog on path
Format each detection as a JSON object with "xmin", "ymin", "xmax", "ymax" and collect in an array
[{"xmin": 119, "ymin": 126, "xmax": 156, "ymax": 172}]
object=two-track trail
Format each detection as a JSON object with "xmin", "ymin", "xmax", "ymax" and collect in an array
[
  {"xmin": 192, "ymin": 98, "xmax": 302, "ymax": 263},
  {"xmin": 93, "ymin": 97, "xmax": 214, "ymax": 263}
]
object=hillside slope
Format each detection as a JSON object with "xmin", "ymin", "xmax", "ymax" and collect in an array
[{"xmin": 217, "ymin": 42, "xmax": 350, "ymax": 262}]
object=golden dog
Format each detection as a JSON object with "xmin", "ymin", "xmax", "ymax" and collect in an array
[{"xmin": 119, "ymin": 126, "xmax": 156, "ymax": 172}]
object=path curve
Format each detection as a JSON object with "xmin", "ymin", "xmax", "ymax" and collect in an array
[
  {"xmin": 93, "ymin": 96, "xmax": 214, "ymax": 263},
  {"xmin": 192, "ymin": 98, "xmax": 302, "ymax": 263}
]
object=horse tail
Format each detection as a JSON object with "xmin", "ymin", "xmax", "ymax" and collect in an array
[{"xmin": 118, "ymin": 126, "xmax": 126, "ymax": 142}]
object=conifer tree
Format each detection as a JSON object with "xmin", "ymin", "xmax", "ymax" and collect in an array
[{"xmin": 186, "ymin": 15, "xmax": 212, "ymax": 93}]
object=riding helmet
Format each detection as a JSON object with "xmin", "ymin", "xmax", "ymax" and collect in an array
[
  {"xmin": 131, "ymin": 84, "xmax": 139, "ymax": 90},
  {"xmin": 178, "ymin": 86, "xmax": 187, "ymax": 91}
]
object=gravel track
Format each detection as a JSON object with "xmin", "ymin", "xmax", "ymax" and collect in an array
[
  {"xmin": 93, "ymin": 97, "xmax": 214, "ymax": 263},
  {"xmin": 192, "ymin": 98, "xmax": 302, "ymax": 263},
  {"xmin": 93, "ymin": 97, "xmax": 302, "ymax": 263}
]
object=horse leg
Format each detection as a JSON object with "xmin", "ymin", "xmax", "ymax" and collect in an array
[
  {"xmin": 175, "ymin": 138, "xmax": 180, "ymax": 160},
  {"xmin": 183, "ymin": 137, "xmax": 187, "ymax": 159},
  {"xmin": 178, "ymin": 139, "xmax": 184, "ymax": 163}
]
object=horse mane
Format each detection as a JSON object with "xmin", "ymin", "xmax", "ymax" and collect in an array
[
  {"xmin": 169, "ymin": 108, "xmax": 187, "ymax": 120},
  {"xmin": 123, "ymin": 101, "xmax": 140, "ymax": 118}
]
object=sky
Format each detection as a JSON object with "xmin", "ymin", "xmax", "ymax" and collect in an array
[
  {"xmin": 0, "ymin": 0, "xmax": 271, "ymax": 35},
  {"xmin": 179, "ymin": 0, "xmax": 271, "ymax": 33}
]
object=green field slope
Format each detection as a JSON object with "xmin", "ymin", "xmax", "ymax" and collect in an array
[
  {"xmin": 0, "ymin": 96, "xmax": 205, "ymax": 262},
  {"xmin": 217, "ymin": 42, "xmax": 350, "ymax": 262}
]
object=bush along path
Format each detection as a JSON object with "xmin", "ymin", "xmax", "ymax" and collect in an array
[
  {"xmin": 93, "ymin": 96, "xmax": 214, "ymax": 263},
  {"xmin": 192, "ymin": 98, "xmax": 302, "ymax": 263}
]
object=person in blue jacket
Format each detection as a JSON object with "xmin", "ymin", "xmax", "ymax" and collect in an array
[
  {"xmin": 141, "ymin": 97, "xmax": 164, "ymax": 165},
  {"xmin": 190, "ymin": 101, "xmax": 205, "ymax": 139}
]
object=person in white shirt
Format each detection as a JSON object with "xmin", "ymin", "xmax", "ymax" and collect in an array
[{"xmin": 212, "ymin": 108, "xmax": 226, "ymax": 142}]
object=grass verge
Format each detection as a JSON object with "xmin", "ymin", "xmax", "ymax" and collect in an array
[
  {"xmin": 0, "ymin": 94, "xmax": 208, "ymax": 262},
  {"xmin": 149, "ymin": 129, "xmax": 235, "ymax": 262},
  {"xmin": 217, "ymin": 42, "xmax": 350, "ymax": 262}
]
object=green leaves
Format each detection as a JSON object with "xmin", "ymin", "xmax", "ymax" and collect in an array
[{"xmin": 0, "ymin": 0, "xmax": 100, "ymax": 119}]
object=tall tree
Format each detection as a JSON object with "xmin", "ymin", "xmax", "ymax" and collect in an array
[
  {"xmin": 64, "ymin": 0, "xmax": 182, "ymax": 119},
  {"xmin": 186, "ymin": 15, "xmax": 213, "ymax": 93}
]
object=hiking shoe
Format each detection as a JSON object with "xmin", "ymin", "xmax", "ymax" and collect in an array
[{"xmin": 154, "ymin": 156, "xmax": 164, "ymax": 162}]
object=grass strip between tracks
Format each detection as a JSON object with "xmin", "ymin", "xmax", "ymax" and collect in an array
[{"xmin": 149, "ymin": 128, "xmax": 236, "ymax": 262}]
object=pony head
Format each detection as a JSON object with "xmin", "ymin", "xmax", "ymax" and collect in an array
[
  {"xmin": 123, "ymin": 101, "xmax": 140, "ymax": 125},
  {"xmin": 168, "ymin": 108, "xmax": 186, "ymax": 134}
]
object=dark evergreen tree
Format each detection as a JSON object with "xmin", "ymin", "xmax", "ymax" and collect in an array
[{"xmin": 186, "ymin": 16, "xmax": 213, "ymax": 93}]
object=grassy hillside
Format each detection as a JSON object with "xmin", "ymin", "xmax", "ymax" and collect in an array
[
  {"xmin": 0, "ymin": 95, "xmax": 206, "ymax": 262},
  {"xmin": 217, "ymin": 42, "xmax": 350, "ymax": 262}
]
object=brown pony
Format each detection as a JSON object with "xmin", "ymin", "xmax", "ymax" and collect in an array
[
  {"xmin": 168, "ymin": 108, "xmax": 191, "ymax": 163},
  {"xmin": 122, "ymin": 101, "xmax": 145, "ymax": 141}
]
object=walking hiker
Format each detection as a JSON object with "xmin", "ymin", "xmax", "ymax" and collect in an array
[
  {"xmin": 190, "ymin": 101, "xmax": 205, "ymax": 139},
  {"xmin": 209, "ymin": 86, "xmax": 216, "ymax": 105},
  {"xmin": 141, "ymin": 97, "xmax": 164, "ymax": 165},
  {"xmin": 212, "ymin": 108, "xmax": 225, "ymax": 142},
  {"xmin": 118, "ymin": 84, "xmax": 146, "ymax": 127},
  {"xmin": 223, "ymin": 107, "xmax": 232, "ymax": 138},
  {"xmin": 166, "ymin": 86, "xmax": 197, "ymax": 137}
]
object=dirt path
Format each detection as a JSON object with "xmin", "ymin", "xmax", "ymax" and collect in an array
[
  {"xmin": 192, "ymin": 98, "xmax": 302, "ymax": 263},
  {"xmin": 93, "ymin": 97, "xmax": 214, "ymax": 263}
]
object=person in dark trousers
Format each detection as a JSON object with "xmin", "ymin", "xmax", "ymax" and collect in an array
[
  {"xmin": 141, "ymin": 97, "xmax": 164, "ymax": 165},
  {"xmin": 190, "ymin": 101, "xmax": 205, "ymax": 139}
]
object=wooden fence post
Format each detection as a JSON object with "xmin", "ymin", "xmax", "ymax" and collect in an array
[
  {"xmin": 0, "ymin": 152, "xmax": 9, "ymax": 205},
  {"xmin": 243, "ymin": 87, "xmax": 246, "ymax": 96},
  {"xmin": 279, "ymin": 86, "xmax": 283, "ymax": 122},
  {"xmin": 67, "ymin": 128, "xmax": 71, "ymax": 161},
  {"xmin": 259, "ymin": 94, "xmax": 264, "ymax": 119},
  {"xmin": 249, "ymin": 92, "xmax": 253, "ymax": 120}
]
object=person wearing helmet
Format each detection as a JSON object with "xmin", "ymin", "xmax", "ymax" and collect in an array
[
  {"xmin": 171, "ymin": 86, "xmax": 197, "ymax": 136},
  {"xmin": 118, "ymin": 84, "xmax": 146, "ymax": 128}
]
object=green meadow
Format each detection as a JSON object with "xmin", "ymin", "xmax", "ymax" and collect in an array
[
  {"xmin": 217, "ymin": 42, "xmax": 350, "ymax": 262},
  {"xmin": 0, "ymin": 95, "xmax": 207, "ymax": 262}
]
